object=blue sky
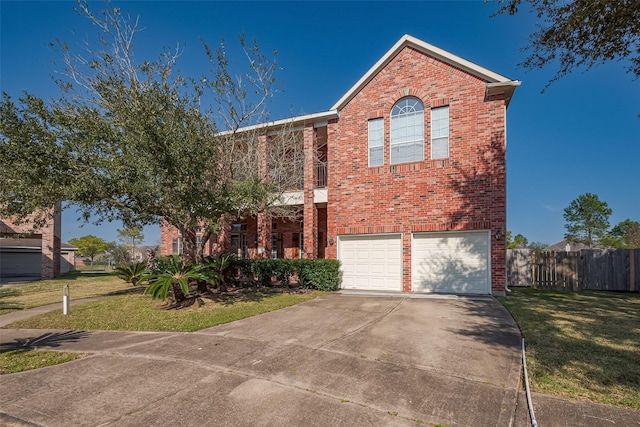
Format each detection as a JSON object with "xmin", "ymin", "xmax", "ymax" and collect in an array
[{"xmin": 2, "ymin": 1, "xmax": 639, "ymax": 247}]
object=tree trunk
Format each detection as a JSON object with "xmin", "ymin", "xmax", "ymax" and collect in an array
[
  {"xmin": 196, "ymin": 280, "xmax": 209, "ymax": 294},
  {"xmin": 171, "ymin": 281, "xmax": 187, "ymax": 302},
  {"xmin": 218, "ymin": 279, "xmax": 228, "ymax": 293}
]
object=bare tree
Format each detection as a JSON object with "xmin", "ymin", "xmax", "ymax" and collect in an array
[{"xmin": 0, "ymin": 0, "xmax": 304, "ymax": 263}]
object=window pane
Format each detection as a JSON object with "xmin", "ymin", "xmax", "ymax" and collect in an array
[
  {"xmin": 431, "ymin": 106, "xmax": 449, "ymax": 159},
  {"xmin": 368, "ymin": 118, "xmax": 384, "ymax": 166},
  {"xmin": 432, "ymin": 137, "xmax": 449, "ymax": 159},
  {"xmin": 391, "ymin": 141, "xmax": 424, "ymax": 164},
  {"xmin": 391, "ymin": 113, "xmax": 422, "ymax": 144},
  {"xmin": 369, "ymin": 146, "xmax": 383, "ymax": 166},
  {"xmin": 390, "ymin": 97, "xmax": 424, "ymax": 164}
]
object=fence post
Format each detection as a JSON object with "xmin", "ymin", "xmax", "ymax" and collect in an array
[{"xmin": 631, "ymin": 249, "xmax": 636, "ymax": 292}]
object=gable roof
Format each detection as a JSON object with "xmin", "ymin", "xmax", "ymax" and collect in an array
[
  {"xmin": 546, "ymin": 240, "xmax": 603, "ymax": 251},
  {"xmin": 331, "ymin": 34, "xmax": 521, "ymax": 111}
]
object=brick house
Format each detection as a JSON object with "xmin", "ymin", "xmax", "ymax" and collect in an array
[
  {"xmin": 0, "ymin": 205, "xmax": 63, "ymax": 280},
  {"xmin": 161, "ymin": 35, "xmax": 519, "ymax": 296}
]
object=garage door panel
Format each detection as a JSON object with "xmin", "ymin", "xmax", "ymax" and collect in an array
[
  {"xmin": 339, "ymin": 234, "xmax": 402, "ymax": 291},
  {"xmin": 412, "ymin": 232, "xmax": 490, "ymax": 295},
  {"xmin": 1, "ymin": 252, "xmax": 41, "ymax": 277}
]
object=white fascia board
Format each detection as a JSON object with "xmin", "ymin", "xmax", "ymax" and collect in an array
[
  {"xmin": 486, "ymin": 81, "xmax": 522, "ymax": 107},
  {"xmin": 217, "ymin": 110, "xmax": 338, "ymax": 136},
  {"xmin": 332, "ymin": 34, "xmax": 519, "ymax": 111}
]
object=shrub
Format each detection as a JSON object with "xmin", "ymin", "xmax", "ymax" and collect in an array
[
  {"xmin": 144, "ymin": 256, "xmax": 208, "ymax": 302},
  {"xmin": 232, "ymin": 258, "xmax": 341, "ymax": 291},
  {"xmin": 249, "ymin": 259, "xmax": 277, "ymax": 286},
  {"xmin": 114, "ymin": 262, "xmax": 147, "ymax": 285},
  {"xmin": 203, "ymin": 252, "xmax": 236, "ymax": 291},
  {"xmin": 296, "ymin": 259, "xmax": 341, "ymax": 291}
]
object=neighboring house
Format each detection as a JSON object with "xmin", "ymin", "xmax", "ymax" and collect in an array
[
  {"xmin": 0, "ymin": 238, "xmax": 77, "ymax": 278},
  {"xmin": 547, "ymin": 240, "xmax": 599, "ymax": 252},
  {"xmin": 161, "ymin": 35, "xmax": 520, "ymax": 296},
  {"xmin": 131, "ymin": 245, "xmax": 159, "ymax": 262},
  {"xmin": 0, "ymin": 206, "xmax": 68, "ymax": 280}
]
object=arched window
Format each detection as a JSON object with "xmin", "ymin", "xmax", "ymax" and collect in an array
[{"xmin": 390, "ymin": 97, "xmax": 424, "ymax": 164}]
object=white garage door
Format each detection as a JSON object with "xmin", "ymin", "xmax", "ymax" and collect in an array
[
  {"xmin": 339, "ymin": 234, "xmax": 402, "ymax": 291},
  {"xmin": 0, "ymin": 252, "xmax": 41, "ymax": 278},
  {"xmin": 412, "ymin": 231, "xmax": 490, "ymax": 294}
]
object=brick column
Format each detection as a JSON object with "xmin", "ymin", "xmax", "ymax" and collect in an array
[
  {"xmin": 303, "ymin": 124, "xmax": 318, "ymax": 259},
  {"xmin": 490, "ymin": 110, "xmax": 507, "ymax": 295},
  {"xmin": 257, "ymin": 213, "xmax": 272, "ymax": 258},
  {"xmin": 41, "ymin": 227, "xmax": 56, "ymax": 279},
  {"xmin": 255, "ymin": 133, "xmax": 272, "ymax": 258},
  {"xmin": 324, "ymin": 119, "xmax": 337, "ymax": 260}
]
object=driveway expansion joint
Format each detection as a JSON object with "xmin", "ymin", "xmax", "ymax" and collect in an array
[{"xmin": 318, "ymin": 298, "xmax": 405, "ymax": 349}]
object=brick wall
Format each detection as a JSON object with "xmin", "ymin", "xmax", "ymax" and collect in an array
[{"xmin": 327, "ymin": 46, "xmax": 508, "ymax": 294}]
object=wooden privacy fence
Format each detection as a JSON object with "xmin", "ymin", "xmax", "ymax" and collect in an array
[{"xmin": 507, "ymin": 248, "xmax": 639, "ymax": 292}]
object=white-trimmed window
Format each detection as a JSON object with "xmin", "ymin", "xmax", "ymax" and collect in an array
[
  {"xmin": 390, "ymin": 97, "xmax": 424, "ymax": 164},
  {"xmin": 172, "ymin": 237, "xmax": 183, "ymax": 255},
  {"xmin": 431, "ymin": 106, "xmax": 450, "ymax": 159},
  {"xmin": 368, "ymin": 118, "xmax": 384, "ymax": 166}
]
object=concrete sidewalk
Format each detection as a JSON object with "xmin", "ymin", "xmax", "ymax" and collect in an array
[{"xmin": 1, "ymin": 294, "xmax": 639, "ymax": 426}]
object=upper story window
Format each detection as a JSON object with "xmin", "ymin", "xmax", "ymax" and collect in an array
[
  {"xmin": 390, "ymin": 97, "xmax": 424, "ymax": 164},
  {"xmin": 368, "ymin": 118, "xmax": 384, "ymax": 166},
  {"xmin": 431, "ymin": 106, "xmax": 450, "ymax": 159}
]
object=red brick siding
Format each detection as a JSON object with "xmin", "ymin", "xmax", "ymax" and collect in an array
[{"xmin": 326, "ymin": 47, "xmax": 507, "ymax": 293}]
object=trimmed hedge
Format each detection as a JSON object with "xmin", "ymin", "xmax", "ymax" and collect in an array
[{"xmin": 234, "ymin": 259, "xmax": 341, "ymax": 291}]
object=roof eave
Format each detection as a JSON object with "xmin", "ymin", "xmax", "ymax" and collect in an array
[
  {"xmin": 218, "ymin": 110, "xmax": 339, "ymax": 136},
  {"xmin": 486, "ymin": 81, "xmax": 522, "ymax": 108}
]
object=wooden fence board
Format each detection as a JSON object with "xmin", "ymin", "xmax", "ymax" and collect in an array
[
  {"xmin": 506, "ymin": 248, "xmax": 638, "ymax": 292},
  {"xmin": 507, "ymin": 248, "xmax": 531, "ymax": 286}
]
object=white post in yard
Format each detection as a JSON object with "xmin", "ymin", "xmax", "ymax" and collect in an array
[{"xmin": 63, "ymin": 283, "xmax": 70, "ymax": 315}]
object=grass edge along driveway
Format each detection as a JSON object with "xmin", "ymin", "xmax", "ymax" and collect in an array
[
  {"xmin": 6, "ymin": 289, "xmax": 326, "ymax": 332},
  {"xmin": 2, "ymin": 288, "xmax": 325, "ymax": 374},
  {"xmin": 498, "ymin": 287, "xmax": 640, "ymax": 410}
]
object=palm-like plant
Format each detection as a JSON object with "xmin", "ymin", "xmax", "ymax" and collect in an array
[
  {"xmin": 114, "ymin": 262, "xmax": 147, "ymax": 285},
  {"xmin": 203, "ymin": 252, "xmax": 236, "ymax": 291},
  {"xmin": 144, "ymin": 255, "xmax": 208, "ymax": 302}
]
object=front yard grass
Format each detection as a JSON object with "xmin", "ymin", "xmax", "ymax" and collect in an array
[
  {"xmin": 0, "ymin": 271, "xmax": 132, "ymax": 315},
  {"xmin": 7, "ymin": 288, "xmax": 326, "ymax": 332},
  {"xmin": 498, "ymin": 287, "xmax": 640, "ymax": 410},
  {"xmin": 0, "ymin": 349, "xmax": 87, "ymax": 374}
]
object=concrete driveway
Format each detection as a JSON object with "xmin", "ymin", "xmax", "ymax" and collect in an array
[{"xmin": 0, "ymin": 294, "xmax": 522, "ymax": 426}]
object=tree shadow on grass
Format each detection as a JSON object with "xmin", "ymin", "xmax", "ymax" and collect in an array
[
  {"xmin": 0, "ymin": 287, "xmax": 24, "ymax": 311},
  {"xmin": 0, "ymin": 330, "xmax": 92, "ymax": 351},
  {"xmin": 55, "ymin": 271, "xmax": 116, "ymax": 281},
  {"xmin": 496, "ymin": 288, "xmax": 640, "ymax": 406},
  {"xmin": 154, "ymin": 284, "xmax": 312, "ymax": 311},
  {"xmin": 203, "ymin": 285, "xmax": 310, "ymax": 306},
  {"xmin": 106, "ymin": 286, "xmax": 145, "ymax": 297}
]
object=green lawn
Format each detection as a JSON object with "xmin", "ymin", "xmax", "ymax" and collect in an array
[
  {"xmin": 0, "ymin": 271, "xmax": 133, "ymax": 315},
  {"xmin": 7, "ymin": 289, "xmax": 326, "ymax": 332},
  {"xmin": 499, "ymin": 288, "xmax": 640, "ymax": 410},
  {"xmin": 1, "ymin": 272, "xmax": 325, "ymax": 374},
  {"xmin": 0, "ymin": 349, "xmax": 87, "ymax": 374}
]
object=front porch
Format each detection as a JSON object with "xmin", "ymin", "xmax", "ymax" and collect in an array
[
  {"xmin": 168, "ymin": 206, "xmax": 329, "ymax": 261},
  {"xmin": 161, "ymin": 120, "xmax": 334, "ymax": 261}
]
